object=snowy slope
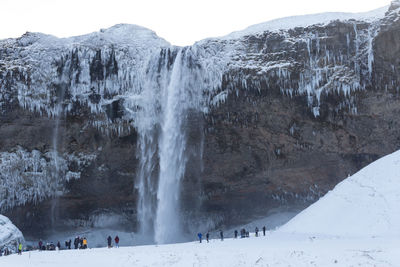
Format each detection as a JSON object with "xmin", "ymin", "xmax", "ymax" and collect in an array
[
  {"xmin": 0, "ymin": 215, "xmax": 24, "ymax": 251},
  {"xmin": 278, "ymin": 150, "xmax": 400, "ymax": 237}
]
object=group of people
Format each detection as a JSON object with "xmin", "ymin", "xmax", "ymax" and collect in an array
[
  {"xmin": 197, "ymin": 231, "xmax": 223, "ymax": 243},
  {"xmin": 72, "ymin": 236, "xmax": 88, "ymax": 249},
  {"xmin": 0, "ymin": 243, "xmax": 23, "ymax": 257},
  {"xmin": 37, "ymin": 236, "xmax": 88, "ymax": 251},
  {"xmin": 107, "ymin": 235, "xmax": 120, "ymax": 248},
  {"xmin": 198, "ymin": 226, "xmax": 267, "ymax": 243}
]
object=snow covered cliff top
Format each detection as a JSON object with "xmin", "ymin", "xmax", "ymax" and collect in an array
[
  {"xmin": 278, "ymin": 149, "xmax": 400, "ymax": 237},
  {"xmin": 0, "ymin": 215, "xmax": 24, "ymax": 250},
  {"xmin": 226, "ymin": 6, "xmax": 388, "ymax": 39},
  {"xmin": 1, "ymin": 23, "xmax": 170, "ymax": 50}
]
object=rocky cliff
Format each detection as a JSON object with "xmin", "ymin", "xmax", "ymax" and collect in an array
[{"xmin": 1, "ymin": 3, "xmax": 400, "ymax": 241}]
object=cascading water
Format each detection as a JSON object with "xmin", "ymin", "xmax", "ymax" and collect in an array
[
  {"xmin": 50, "ymin": 85, "xmax": 66, "ymax": 229},
  {"xmin": 154, "ymin": 49, "xmax": 188, "ymax": 244},
  {"xmin": 132, "ymin": 46, "xmax": 214, "ymax": 244}
]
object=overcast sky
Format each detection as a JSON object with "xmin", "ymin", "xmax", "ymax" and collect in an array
[{"xmin": 1, "ymin": 0, "xmax": 391, "ymax": 46}]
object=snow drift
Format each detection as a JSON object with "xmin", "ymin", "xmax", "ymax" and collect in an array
[
  {"xmin": 0, "ymin": 215, "xmax": 24, "ymax": 251},
  {"xmin": 278, "ymin": 150, "xmax": 400, "ymax": 237}
]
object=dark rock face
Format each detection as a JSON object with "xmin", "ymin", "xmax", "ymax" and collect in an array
[
  {"xmin": 0, "ymin": 106, "xmax": 138, "ymax": 234},
  {"xmin": 1, "ymin": 6, "xmax": 400, "ymax": 237}
]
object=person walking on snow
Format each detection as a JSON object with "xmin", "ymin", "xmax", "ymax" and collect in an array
[
  {"xmin": 262, "ymin": 226, "xmax": 266, "ymax": 236},
  {"xmin": 82, "ymin": 238, "xmax": 87, "ymax": 249},
  {"xmin": 18, "ymin": 243, "xmax": 22, "ymax": 255},
  {"xmin": 255, "ymin": 227, "xmax": 259, "ymax": 237},
  {"xmin": 220, "ymin": 230, "xmax": 224, "ymax": 241},
  {"xmin": 115, "ymin": 236, "xmax": 120, "ymax": 248},
  {"xmin": 74, "ymin": 237, "xmax": 79, "ymax": 249},
  {"xmin": 206, "ymin": 232, "xmax": 209, "ymax": 243},
  {"xmin": 197, "ymin": 233, "xmax": 202, "ymax": 243},
  {"xmin": 234, "ymin": 230, "xmax": 238, "ymax": 238},
  {"xmin": 107, "ymin": 236, "xmax": 112, "ymax": 248}
]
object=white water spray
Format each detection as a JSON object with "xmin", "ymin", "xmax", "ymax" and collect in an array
[{"xmin": 154, "ymin": 50, "xmax": 188, "ymax": 244}]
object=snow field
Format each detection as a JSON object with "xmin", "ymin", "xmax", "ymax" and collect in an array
[{"xmin": 1, "ymin": 233, "xmax": 399, "ymax": 267}]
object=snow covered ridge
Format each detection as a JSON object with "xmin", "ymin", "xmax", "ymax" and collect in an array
[
  {"xmin": 0, "ymin": 215, "xmax": 24, "ymax": 251},
  {"xmin": 278, "ymin": 149, "xmax": 400, "ymax": 237},
  {"xmin": 0, "ymin": 4, "xmax": 398, "ymax": 123},
  {"xmin": 0, "ymin": 146, "xmax": 96, "ymax": 212},
  {"xmin": 226, "ymin": 6, "xmax": 388, "ymax": 39},
  {"xmin": 203, "ymin": 4, "xmax": 400, "ymax": 116}
]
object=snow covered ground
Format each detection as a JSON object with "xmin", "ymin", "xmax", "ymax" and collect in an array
[
  {"xmin": 2, "ymin": 149, "xmax": 400, "ymax": 266},
  {"xmin": 1, "ymin": 233, "xmax": 398, "ymax": 267}
]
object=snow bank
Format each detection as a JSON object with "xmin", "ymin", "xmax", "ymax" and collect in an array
[
  {"xmin": 278, "ymin": 150, "xmax": 400, "ymax": 237},
  {"xmin": 0, "ymin": 215, "xmax": 24, "ymax": 251}
]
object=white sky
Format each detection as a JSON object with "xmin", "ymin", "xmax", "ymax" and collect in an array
[{"xmin": 1, "ymin": 0, "xmax": 391, "ymax": 46}]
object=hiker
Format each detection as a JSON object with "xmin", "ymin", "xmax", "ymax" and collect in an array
[
  {"xmin": 263, "ymin": 226, "xmax": 266, "ymax": 236},
  {"xmin": 234, "ymin": 230, "xmax": 238, "ymax": 238},
  {"xmin": 255, "ymin": 227, "xmax": 259, "ymax": 237},
  {"xmin": 246, "ymin": 231, "xmax": 249, "ymax": 238},
  {"xmin": 79, "ymin": 237, "xmax": 83, "ymax": 248},
  {"xmin": 38, "ymin": 240, "xmax": 43, "ymax": 251},
  {"xmin": 197, "ymin": 232, "xmax": 202, "ymax": 243},
  {"xmin": 18, "ymin": 243, "xmax": 22, "ymax": 255},
  {"xmin": 82, "ymin": 238, "xmax": 87, "ymax": 249},
  {"xmin": 67, "ymin": 239, "xmax": 71, "ymax": 249},
  {"xmin": 115, "ymin": 236, "xmax": 119, "ymax": 248},
  {"xmin": 220, "ymin": 230, "xmax": 224, "ymax": 241},
  {"xmin": 206, "ymin": 232, "xmax": 209, "ymax": 243},
  {"xmin": 56, "ymin": 241, "xmax": 61, "ymax": 250},
  {"xmin": 107, "ymin": 236, "xmax": 112, "ymax": 248},
  {"xmin": 240, "ymin": 229, "xmax": 245, "ymax": 238},
  {"xmin": 74, "ymin": 237, "xmax": 79, "ymax": 249}
]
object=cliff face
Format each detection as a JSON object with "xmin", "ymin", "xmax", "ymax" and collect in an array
[{"xmin": 1, "ymin": 5, "xmax": 400, "ymax": 238}]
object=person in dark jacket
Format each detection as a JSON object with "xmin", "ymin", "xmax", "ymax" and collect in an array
[
  {"xmin": 234, "ymin": 230, "xmax": 238, "ymax": 238},
  {"xmin": 107, "ymin": 236, "xmax": 112, "ymax": 248},
  {"xmin": 206, "ymin": 232, "xmax": 209, "ymax": 243},
  {"xmin": 74, "ymin": 237, "xmax": 79, "ymax": 249},
  {"xmin": 114, "ymin": 236, "xmax": 120, "ymax": 248},
  {"xmin": 220, "ymin": 230, "xmax": 224, "ymax": 241},
  {"xmin": 255, "ymin": 227, "xmax": 259, "ymax": 237},
  {"xmin": 38, "ymin": 240, "xmax": 43, "ymax": 251},
  {"xmin": 56, "ymin": 241, "xmax": 61, "ymax": 250},
  {"xmin": 262, "ymin": 226, "xmax": 266, "ymax": 236},
  {"xmin": 197, "ymin": 233, "xmax": 202, "ymax": 243}
]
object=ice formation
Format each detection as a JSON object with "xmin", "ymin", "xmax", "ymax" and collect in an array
[
  {"xmin": 0, "ymin": 215, "xmax": 24, "ymax": 251},
  {"xmin": 0, "ymin": 147, "xmax": 95, "ymax": 212}
]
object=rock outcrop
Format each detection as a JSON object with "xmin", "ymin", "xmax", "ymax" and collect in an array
[
  {"xmin": 0, "ymin": 214, "xmax": 24, "ymax": 252},
  {"xmin": 1, "ymin": 3, "xmax": 400, "ymax": 239}
]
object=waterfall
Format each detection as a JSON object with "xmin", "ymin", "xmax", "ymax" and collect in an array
[
  {"xmin": 133, "ymin": 46, "xmax": 209, "ymax": 244},
  {"xmin": 154, "ymin": 49, "xmax": 188, "ymax": 244},
  {"xmin": 50, "ymin": 85, "xmax": 66, "ymax": 229}
]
